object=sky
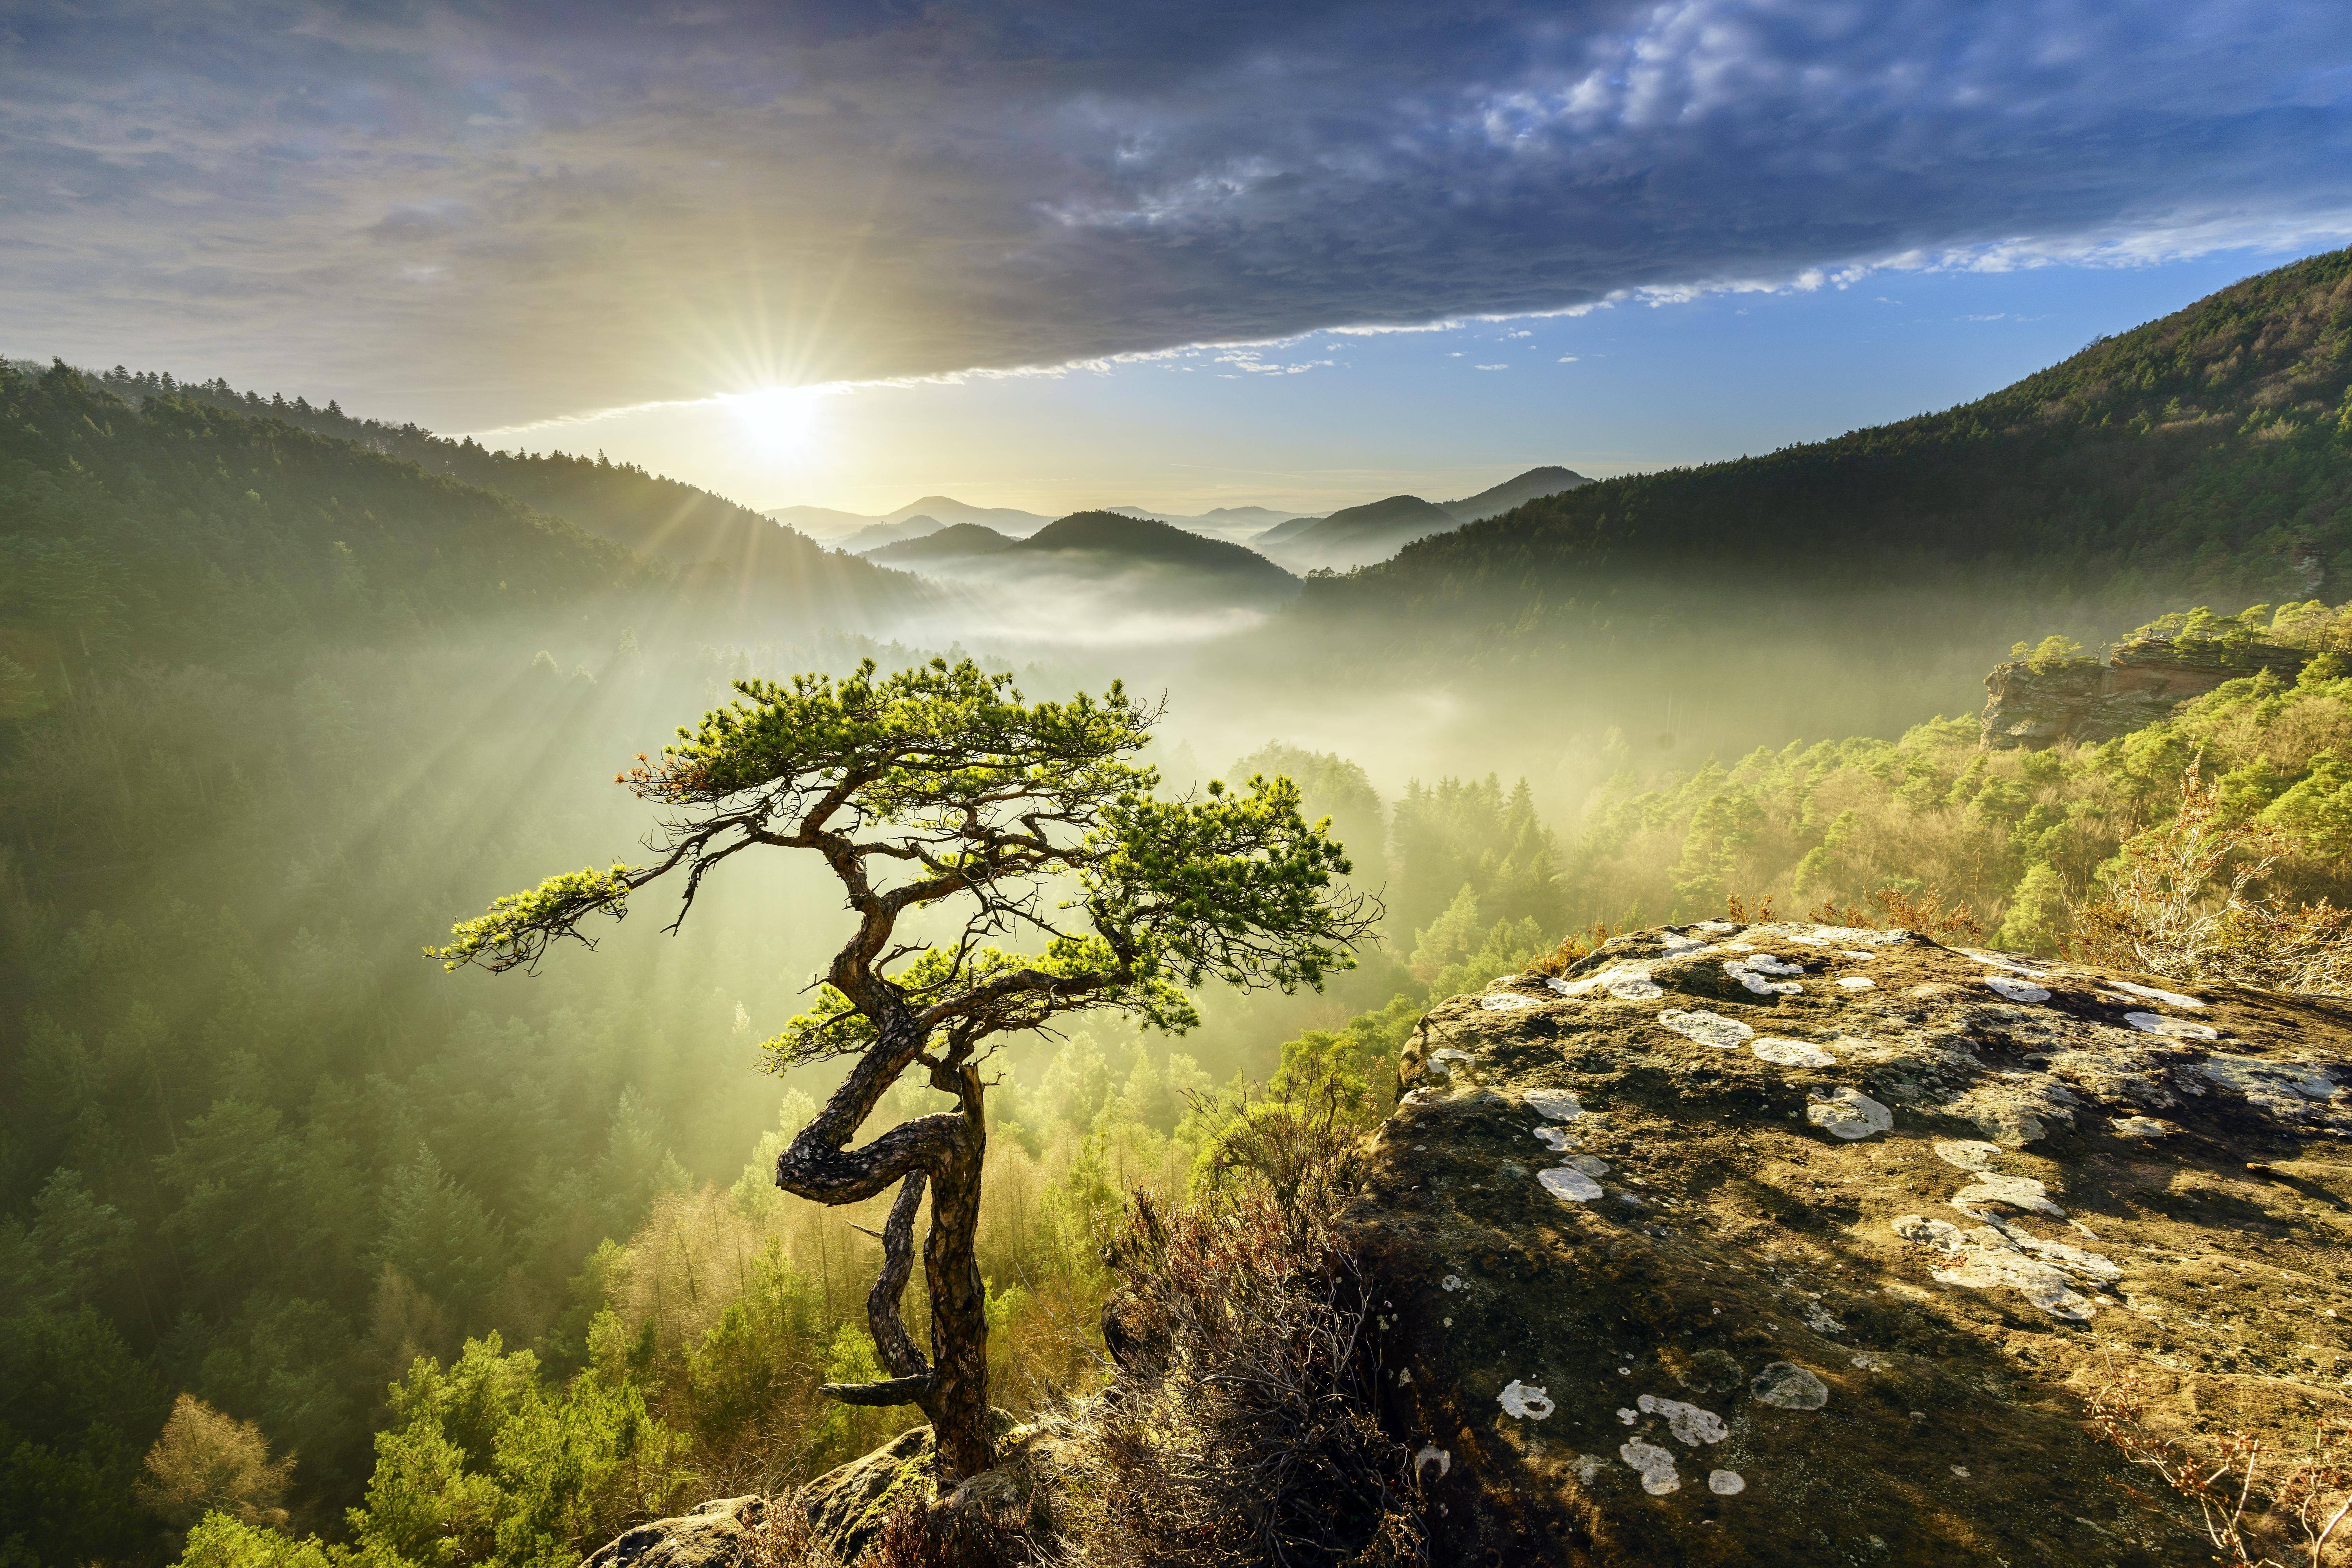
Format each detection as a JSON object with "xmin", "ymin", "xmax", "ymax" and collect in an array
[{"xmin": 7, "ymin": 0, "xmax": 2352, "ymax": 517}]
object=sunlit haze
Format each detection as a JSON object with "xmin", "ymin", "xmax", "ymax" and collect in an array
[{"xmin": 10, "ymin": 5, "xmax": 2352, "ymax": 1561}]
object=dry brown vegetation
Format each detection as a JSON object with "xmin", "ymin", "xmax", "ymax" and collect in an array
[
  {"xmin": 2089, "ymin": 1363, "xmax": 2352, "ymax": 1567},
  {"xmin": 2065, "ymin": 767, "xmax": 2352, "ymax": 993},
  {"xmin": 1044, "ymin": 1089, "xmax": 1425, "ymax": 1567}
]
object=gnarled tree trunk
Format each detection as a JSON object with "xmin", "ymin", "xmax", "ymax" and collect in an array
[
  {"xmin": 917, "ymin": 1071, "xmax": 992, "ymax": 1478},
  {"xmin": 780, "ymin": 1021, "xmax": 998, "ymax": 1481}
]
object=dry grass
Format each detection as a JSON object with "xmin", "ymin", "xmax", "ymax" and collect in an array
[
  {"xmin": 740, "ymin": 1495, "xmax": 847, "ymax": 1568},
  {"xmin": 1806, "ymin": 884, "xmax": 1986, "ymax": 944},
  {"xmin": 1044, "ymin": 1090, "xmax": 1425, "ymax": 1568},
  {"xmin": 1527, "ymin": 921, "xmax": 1614, "ymax": 976}
]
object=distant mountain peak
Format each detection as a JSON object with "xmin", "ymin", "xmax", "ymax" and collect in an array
[{"xmin": 1442, "ymin": 465, "xmax": 1591, "ymax": 523}]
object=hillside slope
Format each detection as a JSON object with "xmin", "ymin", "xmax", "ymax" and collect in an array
[
  {"xmin": 864, "ymin": 523, "xmax": 1015, "ymax": 564},
  {"xmin": 1015, "ymin": 510, "xmax": 1297, "ymax": 589},
  {"xmin": 74, "ymin": 364, "xmax": 918, "ymax": 624},
  {"xmin": 1313, "ymin": 248, "xmax": 2352, "ymax": 641},
  {"xmin": 1265, "ymin": 493, "xmax": 1460, "ymax": 571},
  {"xmin": 0, "ymin": 361, "xmax": 660, "ymax": 687},
  {"xmin": 896, "ymin": 510, "xmax": 1300, "ymax": 618}
]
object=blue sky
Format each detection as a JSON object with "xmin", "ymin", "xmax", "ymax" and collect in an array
[
  {"xmin": 483, "ymin": 247, "xmax": 2328, "ymax": 516},
  {"xmin": 5, "ymin": 0, "xmax": 2350, "ymax": 515}
]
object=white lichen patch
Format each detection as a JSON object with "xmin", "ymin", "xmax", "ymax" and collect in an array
[
  {"xmin": 1725, "ymin": 958, "xmax": 1804, "ymax": 995},
  {"xmin": 1802, "ymin": 1300, "xmax": 1847, "ymax": 1334},
  {"xmin": 1637, "ymin": 1394, "xmax": 1728, "ymax": 1445},
  {"xmin": 1617, "ymin": 1406, "xmax": 1638, "ymax": 1424},
  {"xmin": 2110, "ymin": 980, "xmax": 2204, "ymax": 1008},
  {"xmin": 1779, "ymin": 924, "xmax": 1909, "ymax": 947},
  {"xmin": 1806, "ymin": 1086, "xmax": 1894, "ymax": 1140},
  {"xmin": 1658, "ymin": 931, "xmax": 1710, "ymax": 955},
  {"xmin": 1499, "ymin": 1379, "xmax": 1555, "ymax": 1420},
  {"xmin": 1709, "ymin": 1469, "xmax": 1746, "ymax": 1495},
  {"xmin": 1660, "ymin": 1009, "xmax": 1755, "ymax": 1049},
  {"xmin": 1427, "ymin": 1048, "xmax": 1474, "ymax": 1075},
  {"xmin": 1550, "ymin": 962, "xmax": 1664, "ymax": 1000},
  {"xmin": 1934, "ymin": 1139, "xmax": 2002, "ymax": 1171},
  {"xmin": 1539, "ymin": 1167, "xmax": 1604, "ymax": 1203},
  {"xmin": 1753, "ymin": 1038, "xmax": 1837, "ymax": 1068},
  {"xmin": 1619, "ymin": 1437, "xmax": 1681, "ymax": 1494},
  {"xmin": 2198, "ymin": 1053, "xmax": 2337, "ymax": 1107},
  {"xmin": 1695, "ymin": 920, "xmax": 1738, "ymax": 933},
  {"xmin": 1837, "ymin": 975, "xmax": 1877, "ymax": 990},
  {"xmin": 1751, "ymin": 1362, "xmax": 1829, "ymax": 1410},
  {"xmin": 1892, "ymin": 1214, "xmax": 2120, "ymax": 1320},
  {"xmin": 1525, "ymin": 1088, "xmax": 1584, "ymax": 1121},
  {"xmin": 1571, "ymin": 1453, "xmax": 1604, "ymax": 1484},
  {"xmin": 2112, "ymin": 1115, "xmax": 2174, "ymax": 1139},
  {"xmin": 1414, "ymin": 1445, "xmax": 1450, "ymax": 1479},
  {"xmin": 1952, "ymin": 1172, "xmax": 2064, "ymax": 1217},
  {"xmin": 1481, "ymin": 993, "xmax": 1537, "ymax": 1011},
  {"xmin": 1442, "ymin": 1274, "xmax": 1467, "ymax": 1292},
  {"xmin": 1532, "ymin": 1124, "xmax": 1575, "ymax": 1151},
  {"xmin": 1850, "ymin": 1351, "xmax": 1896, "ymax": 1371},
  {"xmin": 1982, "ymin": 975, "xmax": 2052, "ymax": 1004},
  {"xmin": 1838, "ymin": 949, "xmax": 1879, "ymax": 962},
  {"xmin": 1560, "ymin": 1153, "xmax": 1610, "ymax": 1178},
  {"xmin": 1961, "ymin": 948, "xmax": 2055, "ymax": 976},
  {"xmin": 2124, "ymin": 1011, "xmax": 2216, "ymax": 1039}
]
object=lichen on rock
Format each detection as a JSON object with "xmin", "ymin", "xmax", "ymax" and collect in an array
[{"xmin": 1367, "ymin": 918, "xmax": 2352, "ymax": 1565}]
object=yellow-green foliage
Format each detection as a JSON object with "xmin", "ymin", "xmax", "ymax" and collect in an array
[{"xmin": 1568, "ymin": 653, "xmax": 2352, "ymax": 949}]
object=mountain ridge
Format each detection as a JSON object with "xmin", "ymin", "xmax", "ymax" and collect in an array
[
  {"xmin": 57, "ymin": 361, "xmax": 920, "ymax": 622},
  {"xmin": 1303, "ymin": 247, "xmax": 2352, "ymax": 650}
]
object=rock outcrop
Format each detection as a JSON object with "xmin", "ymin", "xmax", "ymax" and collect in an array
[
  {"xmin": 1361, "ymin": 921, "xmax": 2350, "ymax": 1565},
  {"xmin": 580, "ymin": 1495, "xmax": 767, "ymax": 1568},
  {"xmin": 1980, "ymin": 637, "xmax": 2311, "ymax": 749}
]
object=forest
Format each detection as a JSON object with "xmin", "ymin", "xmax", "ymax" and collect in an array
[{"xmin": 7, "ymin": 249, "xmax": 2352, "ymax": 1568}]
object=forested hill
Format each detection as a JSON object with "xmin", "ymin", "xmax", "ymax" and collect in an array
[
  {"xmin": 0, "ymin": 360, "xmax": 667, "ymax": 691},
  {"xmin": 1308, "ymin": 246, "xmax": 2352, "ymax": 638},
  {"xmin": 63, "ymin": 360, "xmax": 917, "ymax": 618}
]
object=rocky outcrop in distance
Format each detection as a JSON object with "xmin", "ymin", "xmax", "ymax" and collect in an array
[
  {"xmin": 1368, "ymin": 920, "xmax": 2347, "ymax": 1565},
  {"xmin": 1980, "ymin": 636, "xmax": 2312, "ymax": 749}
]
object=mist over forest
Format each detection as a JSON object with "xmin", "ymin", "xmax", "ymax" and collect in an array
[{"xmin": 9, "ymin": 233, "xmax": 2352, "ymax": 1568}]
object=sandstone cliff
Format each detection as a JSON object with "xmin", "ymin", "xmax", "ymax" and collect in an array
[
  {"xmin": 1369, "ymin": 920, "xmax": 2348, "ymax": 1565},
  {"xmin": 1980, "ymin": 637, "xmax": 2310, "ymax": 749}
]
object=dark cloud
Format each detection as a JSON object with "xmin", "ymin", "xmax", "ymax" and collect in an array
[{"xmin": 3, "ymin": 0, "xmax": 2348, "ymax": 425}]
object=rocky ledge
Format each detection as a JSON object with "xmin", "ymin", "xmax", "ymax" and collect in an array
[
  {"xmin": 1980, "ymin": 636, "xmax": 2311, "ymax": 749},
  {"xmin": 1361, "ymin": 920, "xmax": 2350, "ymax": 1565}
]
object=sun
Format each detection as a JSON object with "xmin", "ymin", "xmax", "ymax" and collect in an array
[{"xmin": 722, "ymin": 384, "xmax": 820, "ymax": 454}]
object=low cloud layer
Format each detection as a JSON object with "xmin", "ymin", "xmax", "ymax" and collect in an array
[{"xmin": 7, "ymin": 0, "xmax": 2350, "ymax": 426}]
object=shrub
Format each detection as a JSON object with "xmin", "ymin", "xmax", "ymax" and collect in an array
[
  {"xmin": 1053, "ymin": 1091, "xmax": 1423, "ymax": 1566},
  {"xmin": 2065, "ymin": 766, "xmax": 2352, "ymax": 994}
]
